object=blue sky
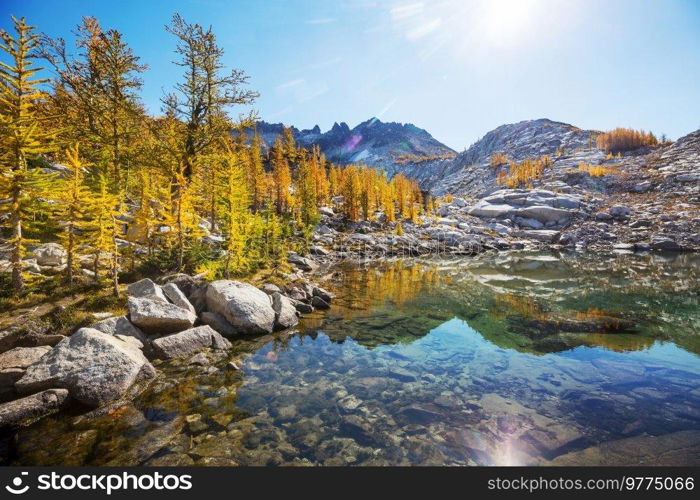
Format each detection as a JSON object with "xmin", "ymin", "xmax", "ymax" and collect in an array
[{"xmin": 3, "ymin": 0, "xmax": 700, "ymax": 150}]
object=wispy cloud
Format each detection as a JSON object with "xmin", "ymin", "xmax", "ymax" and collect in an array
[
  {"xmin": 390, "ymin": 2, "xmax": 424, "ymax": 20},
  {"xmin": 276, "ymin": 78, "xmax": 305, "ymax": 90},
  {"xmin": 406, "ymin": 18, "xmax": 442, "ymax": 41},
  {"xmin": 267, "ymin": 106, "xmax": 294, "ymax": 120},
  {"xmin": 298, "ymin": 83, "xmax": 330, "ymax": 103},
  {"xmin": 305, "ymin": 18, "xmax": 336, "ymax": 25}
]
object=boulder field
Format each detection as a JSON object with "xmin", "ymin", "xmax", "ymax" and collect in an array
[{"xmin": 0, "ymin": 276, "xmax": 334, "ymax": 427}]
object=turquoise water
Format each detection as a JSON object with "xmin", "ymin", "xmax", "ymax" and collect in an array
[{"xmin": 7, "ymin": 251, "xmax": 700, "ymax": 466}]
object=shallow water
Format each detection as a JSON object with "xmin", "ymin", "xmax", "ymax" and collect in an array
[{"xmin": 5, "ymin": 251, "xmax": 700, "ymax": 466}]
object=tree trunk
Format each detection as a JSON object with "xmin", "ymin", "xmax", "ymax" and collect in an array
[
  {"xmin": 93, "ymin": 252, "xmax": 100, "ymax": 283},
  {"xmin": 66, "ymin": 223, "xmax": 74, "ymax": 287},
  {"xmin": 10, "ymin": 205, "xmax": 24, "ymax": 293},
  {"xmin": 111, "ymin": 219, "xmax": 120, "ymax": 297}
]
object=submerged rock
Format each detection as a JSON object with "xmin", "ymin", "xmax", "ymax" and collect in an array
[
  {"xmin": 0, "ymin": 389, "xmax": 70, "ymax": 427},
  {"xmin": 15, "ymin": 328, "xmax": 155, "ymax": 408},
  {"xmin": 206, "ymin": 280, "xmax": 275, "ymax": 335},
  {"xmin": 548, "ymin": 430, "xmax": 700, "ymax": 466}
]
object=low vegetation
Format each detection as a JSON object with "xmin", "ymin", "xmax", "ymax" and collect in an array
[
  {"xmin": 495, "ymin": 155, "xmax": 552, "ymax": 189},
  {"xmin": 393, "ymin": 152, "xmax": 456, "ymax": 165},
  {"xmin": 578, "ymin": 163, "xmax": 610, "ymax": 177},
  {"xmin": 490, "ymin": 152, "xmax": 509, "ymax": 168},
  {"xmin": 596, "ymin": 128, "xmax": 658, "ymax": 154}
]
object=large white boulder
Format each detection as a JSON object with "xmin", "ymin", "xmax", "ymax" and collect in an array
[
  {"xmin": 515, "ymin": 205, "xmax": 572, "ymax": 224},
  {"xmin": 206, "ymin": 280, "xmax": 276, "ymax": 335},
  {"xmin": 90, "ymin": 315, "xmax": 149, "ymax": 348},
  {"xmin": 33, "ymin": 243, "xmax": 67, "ymax": 267},
  {"xmin": 127, "ymin": 296, "xmax": 195, "ymax": 334},
  {"xmin": 126, "ymin": 278, "xmax": 168, "ymax": 303},
  {"xmin": 162, "ymin": 283, "xmax": 197, "ymax": 317},
  {"xmin": 468, "ymin": 202, "xmax": 514, "ymax": 218},
  {"xmin": 15, "ymin": 328, "xmax": 156, "ymax": 408},
  {"xmin": 151, "ymin": 325, "xmax": 232, "ymax": 360}
]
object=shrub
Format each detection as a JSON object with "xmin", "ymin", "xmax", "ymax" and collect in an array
[
  {"xmin": 596, "ymin": 128, "xmax": 657, "ymax": 154},
  {"xmin": 490, "ymin": 152, "xmax": 508, "ymax": 168},
  {"xmin": 496, "ymin": 155, "xmax": 551, "ymax": 189},
  {"xmin": 578, "ymin": 163, "xmax": 609, "ymax": 177}
]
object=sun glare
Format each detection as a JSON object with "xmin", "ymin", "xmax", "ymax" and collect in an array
[{"xmin": 478, "ymin": 0, "xmax": 538, "ymax": 46}]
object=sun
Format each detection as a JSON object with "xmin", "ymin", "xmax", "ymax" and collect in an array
[{"xmin": 478, "ymin": 0, "xmax": 539, "ymax": 46}]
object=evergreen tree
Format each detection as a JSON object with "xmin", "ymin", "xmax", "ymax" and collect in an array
[
  {"xmin": 162, "ymin": 13, "xmax": 257, "ymax": 187},
  {"xmin": 41, "ymin": 16, "xmax": 147, "ymax": 188},
  {"xmin": 0, "ymin": 16, "xmax": 55, "ymax": 291},
  {"xmin": 56, "ymin": 144, "xmax": 90, "ymax": 286},
  {"xmin": 295, "ymin": 154, "xmax": 318, "ymax": 226},
  {"xmin": 270, "ymin": 136, "xmax": 291, "ymax": 214},
  {"xmin": 245, "ymin": 132, "xmax": 265, "ymax": 211},
  {"xmin": 84, "ymin": 174, "xmax": 121, "ymax": 295},
  {"xmin": 217, "ymin": 145, "xmax": 249, "ymax": 276}
]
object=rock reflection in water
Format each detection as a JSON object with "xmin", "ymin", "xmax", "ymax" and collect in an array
[{"xmin": 6, "ymin": 251, "xmax": 700, "ymax": 466}]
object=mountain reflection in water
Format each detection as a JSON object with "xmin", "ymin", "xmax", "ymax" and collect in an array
[{"xmin": 7, "ymin": 251, "xmax": 700, "ymax": 466}]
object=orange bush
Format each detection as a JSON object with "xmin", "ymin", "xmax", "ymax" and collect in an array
[
  {"xmin": 578, "ymin": 163, "xmax": 609, "ymax": 177},
  {"xmin": 496, "ymin": 155, "xmax": 550, "ymax": 188},
  {"xmin": 490, "ymin": 152, "xmax": 508, "ymax": 168},
  {"xmin": 596, "ymin": 128, "xmax": 657, "ymax": 154}
]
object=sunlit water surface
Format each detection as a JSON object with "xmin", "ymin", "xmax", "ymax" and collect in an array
[{"xmin": 5, "ymin": 251, "xmax": 700, "ymax": 466}]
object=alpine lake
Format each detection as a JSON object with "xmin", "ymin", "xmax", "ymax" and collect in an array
[{"xmin": 6, "ymin": 250, "xmax": 700, "ymax": 466}]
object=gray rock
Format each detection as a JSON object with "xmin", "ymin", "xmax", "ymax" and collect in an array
[
  {"xmin": 90, "ymin": 316, "xmax": 149, "ymax": 349},
  {"xmin": 126, "ymin": 278, "xmax": 168, "ymax": 303},
  {"xmin": 293, "ymin": 300, "xmax": 313, "ymax": 314},
  {"xmin": 0, "ymin": 346, "xmax": 51, "ymax": 388},
  {"xmin": 33, "ymin": 243, "xmax": 66, "ymax": 266},
  {"xmin": 516, "ymin": 217, "xmax": 544, "ymax": 230},
  {"xmin": 676, "ymin": 173, "xmax": 700, "ymax": 183},
  {"xmin": 271, "ymin": 292, "xmax": 299, "ymax": 330},
  {"xmin": 468, "ymin": 202, "xmax": 513, "ymax": 218},
  {"xmin": 0, "ymin": 389, "xmax": 70, "ymax": 427},
  {"xmin": 346, "ymin": 233, "xmax": 376, "ymax": 244},
  {"xmin": 151, "ymin": 325, "xmax": 232, "ymax": 360},
  {"xmin": 188, "ymin": 353, "xmax": 209, "ymax": 366},
  {"xmin": 312, "ymin": 286, "xmax": 333, "ymax": 303},
  {"xmin": 650, "ymin": 236, "xmax": 682, "ymax": 251},
  {"xmin": 309, "ymin": 245, "xmax": 329, "ymax": 256},
  {"xmin": 127, "ymin": 296, "xmax": 195, "ymax": 334},
  {"xmin": 311, "ymin": 296, "xmax": 330, "ymax": 310},
  {"xmin": 162, "ymin": 283, "xmax": 197, "ymax": 317},
  {"xmin": 610, "ymin": 205, "xmax": 632, "ymax": 218},
  {"xmin": 260, "ymin": 283, "xmax": 282, "ymax": 295},
  {"xmin": 513, "ymin": 229, "xmax": 561, "ymax": 243},
  {"xmin": 515, "ymin": 205, "xmax": 572, "ymax": 224},
  {"xmin": 15, "ymin": 328, "xmax": 155, "ymax": 408},
  {"xmin": 633, "ymin": 181, "xmax": 652, "ymax": 193},
  {"xmin": 200, "ymin": 311, "xmax": 237, "ymax": 337},
  {"xmin": 287, "ymin": 253, "xmax": 318, "ymax": 271},
  {"xmin": 206, "ymin": 280, "xmax": 275, "ymax": 335}
]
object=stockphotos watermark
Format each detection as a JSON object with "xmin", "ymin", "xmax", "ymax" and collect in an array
[{"xmin": 3, "ymin": 470, "xmax": 192, "ymax": 495}]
